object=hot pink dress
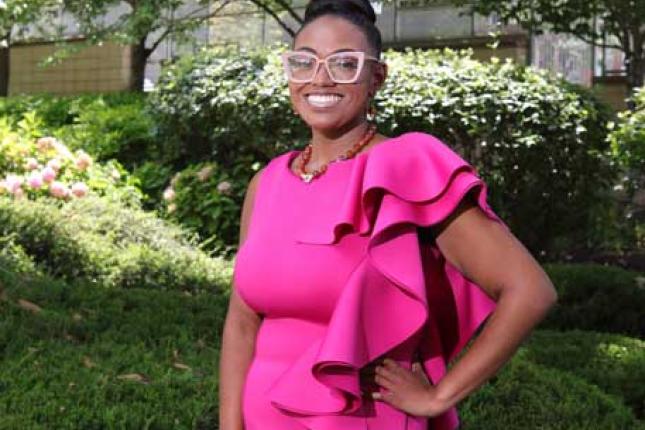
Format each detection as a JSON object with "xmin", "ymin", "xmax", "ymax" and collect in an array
[{"xmin": 232, "ymin": 131, "xmax": 508, "ymax": 430}]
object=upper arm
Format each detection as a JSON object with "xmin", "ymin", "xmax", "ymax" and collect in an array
[
  {"xmin": 239, "ymin": 168, "xmax": 264, "ymax": 248},
  {"xmin": 228, "ymin": 168, "xmax": 265, "ymax": 326},
  {"xmin": 429, "ymin": 191, "xmax": 557, "ymax": 304}
]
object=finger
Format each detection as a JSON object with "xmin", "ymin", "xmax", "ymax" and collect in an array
[
  {"xmin": 371, "ymin": 388, "xmax": 394, "ymax": 402},
  {"xmin": 380, "ymin": 360, "xmax": 406, "ymax": 378},
  {"xmin": 376, "ymin": 365, "xmax": 403, "ymax": 385},
  {"xmin": 374, "ymin": 373, "xmax": 397, "ymax": 391}
]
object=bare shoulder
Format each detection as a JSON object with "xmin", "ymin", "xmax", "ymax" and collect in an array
[{"xmin": 239, "ymin": 168, "xmax": 265, "ymax": 247}]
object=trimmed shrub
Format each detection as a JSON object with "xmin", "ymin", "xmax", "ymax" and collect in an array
[
  {"xmin": 0, "ymin": 195, "xmax": 231, "ymax": 293},
  {"xmin": 459, "ymin": 350, "xmax": 640, "ymax": 429},
  {"xmin": 522, "ymin": 329, "xmax": 645, "ymax": 419},
  {"xmin": 543, "ymin": 263, "xmax": 645, "ymax": 337},
  {"xmin": 150, "ymin": 45, "xmax": 617, "ymax": 258}
]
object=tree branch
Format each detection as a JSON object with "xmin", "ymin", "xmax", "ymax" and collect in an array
[
  {"xmin": 249, "ymin": 0, "xmax": 296, "ymax": 37},
  {"xmin": 147, "ymin": 0, "xmax": 232, "ymax": 55},
  {"xmin": 273, "ymin": 0, "xmax": 303, "ymax": 25}
]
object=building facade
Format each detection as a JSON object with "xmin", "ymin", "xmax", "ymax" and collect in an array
[{"xmin": 6, "ymin": 0, "xmax": 630, "ymax": 109}]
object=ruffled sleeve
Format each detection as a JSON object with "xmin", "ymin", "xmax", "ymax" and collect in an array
[{"xmin": 266, "ymin": 132, "xmax": 509, "ymax": 430}]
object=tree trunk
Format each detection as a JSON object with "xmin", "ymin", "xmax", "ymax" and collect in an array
[
  {"xmin": 128, "ymin": 36, "xmax": 150, "ymax": 92},
  {"xmin": 0, "ymin": 32, "xmax": 11, "ymax": 97}
]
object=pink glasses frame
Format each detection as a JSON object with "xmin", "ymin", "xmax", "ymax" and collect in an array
[{"xmin": 280, "ymin": 50, "xmax": 381, "ymax": 84}]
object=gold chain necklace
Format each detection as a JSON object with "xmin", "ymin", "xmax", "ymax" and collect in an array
[{"xmin": 297, "ymin": 124, "xmax": 377, "ymax": 183}]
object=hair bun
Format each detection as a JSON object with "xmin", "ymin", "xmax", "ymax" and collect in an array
[{"xmin": 304, "ymin": 0, "xmax": 376, "ymax": 24}]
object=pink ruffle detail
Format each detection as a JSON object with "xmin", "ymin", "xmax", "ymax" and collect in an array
[{"xmin": 266, "ymin": 132, "xmax": 509, "ymax": 430}]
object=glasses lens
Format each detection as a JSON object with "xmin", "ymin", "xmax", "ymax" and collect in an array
[
  {"xmin": 286, "ymin": 54, "xmax": 316, "ymax": 81},
  {"xmin": 328, "ymin": 54, "xmax": 361, "ymax": 82}
]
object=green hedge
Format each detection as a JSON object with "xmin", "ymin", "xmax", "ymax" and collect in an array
[
  {"xmin": 459, "ymin": 351, "xmax": 641, "ymax": 429},
  {"xmin": 522, "ymin": 329, "xmax": 645, "ymax": 419},
  {"xmin": 543, "ymin": 263, "xmax": 645, "ymax": 337},
  {"xmin": 0, "ymin": 195, "xmax": 231, "ymax": 293},
  {"xmin": 150, "ymin": 45, "xmax": 618, "ymax": 259},
  {"xmin": 0, "ymin": 270, "xmax": 226, "ymax": 429},
  {"xmin": 1, "ymin": 259, "xmax": 643, "ymax": 428}
]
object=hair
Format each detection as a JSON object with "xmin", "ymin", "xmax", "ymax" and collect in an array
[{"xmin": 294, "ymin": 0, "xmax": 382, "ymax": 59}]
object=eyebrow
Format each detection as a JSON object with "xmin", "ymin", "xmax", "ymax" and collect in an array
[{"xmin": 294, "ymin": 47, "xmax": 360, "ymax": 54}]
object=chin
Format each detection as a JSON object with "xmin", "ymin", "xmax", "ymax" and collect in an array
[{"xmin": 301, "ymin": 114, "xmax": 348, "ymax": 132}]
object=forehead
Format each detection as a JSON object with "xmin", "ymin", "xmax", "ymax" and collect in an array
[{"xmin": 294, "ymin": 15, "xmax": 371, "ymax": 56}]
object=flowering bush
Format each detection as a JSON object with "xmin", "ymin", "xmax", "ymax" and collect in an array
[
  {"xmin": 0, "ymin": 113, "xmax": 142, "ymax": 206},
  {"xmin": 161, "ymin": 161, "xmax": 251, "ymax": 257}
]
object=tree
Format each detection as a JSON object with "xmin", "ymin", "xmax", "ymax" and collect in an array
[
  {"xmin": 0, "ymin": 0, "xmax": 59, "ymax": 96},
  {"xmin": 446, "ymin": 0, "xmax": 645, "ymax": 102},
  {"xmin": 59, "ymin": 0, "xmax": 304, "ymax": 92}
]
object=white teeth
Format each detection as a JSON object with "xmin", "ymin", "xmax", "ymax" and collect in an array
[{"xmin": 306, "ymin": 94, "xmax": 343, "ymax": 107}]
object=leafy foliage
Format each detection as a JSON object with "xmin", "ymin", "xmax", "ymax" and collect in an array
[
  {"xmin": 542, "ymin": 263, "xmax": 645, "ymax": 338},
  {"xmin": 0, "ymin": 195, "xmax": 231, "ymax": 293},
  {"xmin": 150, "ymin": 45, "xmax": 618, "ymax": 259},
  {"xmin": 445, "ymin": 0, "xmax": 645, "ymax": 93}
]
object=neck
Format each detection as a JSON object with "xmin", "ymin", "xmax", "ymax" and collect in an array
[{"xmin": 309, "ymin": 119, "xmax": 370, "ymax": 165}]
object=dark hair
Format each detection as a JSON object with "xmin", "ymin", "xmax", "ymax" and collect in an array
[{"xmin": 295, "ymin": 0, "xmax": 382, "ymax": 58}]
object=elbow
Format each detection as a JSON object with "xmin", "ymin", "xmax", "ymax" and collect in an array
[{"xmin": 535, "ymin": 278, "xmax": 559, "ymax": 313}]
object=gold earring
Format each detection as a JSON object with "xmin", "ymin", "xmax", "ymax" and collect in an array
[{"xmin": 367, "ymin": 99, "xmax": 377, "ymax": 123}]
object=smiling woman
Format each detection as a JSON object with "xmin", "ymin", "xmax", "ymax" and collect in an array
[{"xmin": 218, "ymin": 1, "xmax": 558, "ymax": 430}]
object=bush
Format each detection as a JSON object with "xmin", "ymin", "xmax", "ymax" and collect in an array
[
  {"xmin": 459, "ymin": 351, "xmax": 641, "ymax": 429},
  {"xmin": 161, "ymin": 161, "xmax": 261, "ymax": 257},
  {"xmin": 0, "ymin": 92, "xmax": 146, "ymax": 131},
  {"xmin": 0, "ymin": 195, "xmax": 232, "ymax": 293},
  {"xmin": 0, "ymin": 113, "xmax": 142, "ymax": 206},
  {"xmin": 522, "ymin": 329, "xmax": 645, "ymax": 419},
  {"xmin": 607, "ymin": 86, "xmax": 645, "ymax": 249},
  {"xmin": 54, "ymin": 96, "xmax": 157, "ymax": 170},
  {"xmin": 149, "ymin": 45, "xmax": 617, "ymax": 258},
  {"xmin": 543, "ymin": 263, "xmax": 645, "ymax": 337},
  {"xmin": 0, "ymin": 269, "xmax": 227, "ymax": 429}
]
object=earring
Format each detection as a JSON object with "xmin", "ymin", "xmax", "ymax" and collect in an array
[{"xmin": 366, "ymin": 98, "xmax": 377, "ymax": 123}]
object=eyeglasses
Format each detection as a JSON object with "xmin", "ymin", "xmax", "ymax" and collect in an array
[{"xmin": 280, "ymin": 50, "xmax": 380, "ymax": 84}]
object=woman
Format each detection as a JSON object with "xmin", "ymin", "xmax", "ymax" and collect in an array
[{"xmin": 219, "ymin": 1, "xmax": 558, "ymax": 429}]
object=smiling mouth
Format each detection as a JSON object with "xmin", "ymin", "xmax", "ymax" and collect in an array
[{"xmin": 305, "ymin": 93, "xmax": 344, "ymax": 108}]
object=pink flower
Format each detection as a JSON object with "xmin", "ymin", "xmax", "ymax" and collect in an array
[
  {"xmin": 25, "ymin": 158, "xmax": 39, "ymax": 171},
  {"xmin": 75, "ymin": 152, "xmax": 93, "ymax": 171},
  {"xmin": 4, "ymin": 174, "xmax": 24, "ymax": 194},
  {"xmin": 27, "ymin": 172, "xmax": 44, "ymax": 189},
  {"xmin": 41, "ymin": 166, "xmax": 56, "ymax": 183},
  {"xmin": 197, "ymin": 165, "xmax": 214, "ymax": 182},
  {"xmin": 71, "ymin": 182, "xmax": 89, "ymax": 198},
  {"xmin": 47, "ymin": 159, "xmax": 62, "ymax": 172},
  {"xmin": 217, "ymin": 180, "xmax": 232, "ymax": 195},
  {"xmin": 12, "ymin": 187, "xmax": 25, "ymax": 200},
  {"xmin": 163, "ymin": 187, "xmax": 176, "ymax": 202},
  {"xmin": 36, "ymin": 137, "xmax": 56, "ymax": 152},
  {"xmin": 49, "ymin": 181, "xmax": 70, "ymax": 199},
  {"xmin": 52, "ymin": 140, "xmax": 73, "ymax": 160}
]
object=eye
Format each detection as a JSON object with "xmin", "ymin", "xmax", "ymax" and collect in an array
[
  {"xmin": 329, "ymin": 56, "xmax": 359, "ymax": 70},
  {"xmin": 288, "ymin": 55, "xmax": 314, "ymax": 69}
]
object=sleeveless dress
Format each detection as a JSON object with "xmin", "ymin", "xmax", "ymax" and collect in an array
[{"xmin": 232, "ymin": 131, "xmax": 509, "ymax": 430}]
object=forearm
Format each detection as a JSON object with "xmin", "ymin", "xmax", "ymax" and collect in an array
[
  {"xmin": 433, "ymin": 277, "xmax": 557, "ymax": 409},
  {"xmin": 218, "ymin": 317, "xmax": 259, "ymax": 430}
]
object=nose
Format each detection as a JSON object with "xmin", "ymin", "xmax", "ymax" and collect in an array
[{"xmin": 311, "ymin": 61, "xmax": 334, "ymax": 85}]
